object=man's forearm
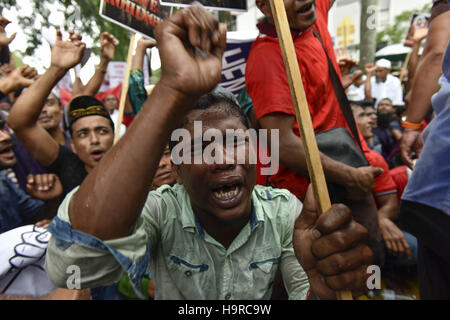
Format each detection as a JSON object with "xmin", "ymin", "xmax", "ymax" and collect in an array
[
  {"xmin": 131, "ymin": 45, "xmax": 147, "ymax": 71},
  {"xmin": 406, "ymin": 11, "xmax": 450, "ymax": 123},
  {"xmin": 364, "ymin": 77, "xmax": 372, "ymax": 100},
  {"xmin": 376, "ymin": 195, "xmax": 398, "ymax": 221},
  {"xmin": 70, "ymin": 83, "xmax": 198, "ymax": 240},
  {"xmin": 278, "ymin": 135, "xmax": 355, "ymax": 187},
  {"xmin": 406, "ymin": 52, "xmax": 443, "ymax": 123},
  {"xmin": 78, "ymin": 57, "xmax": 110, "ymax": 96},
  {"xmin": 7, "ymin": 66, "xmax": 66, "ymax": 129}
]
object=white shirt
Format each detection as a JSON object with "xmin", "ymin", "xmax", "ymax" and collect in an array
[
  {"xmin": 111, "ymin": 109, "xmax": 127, "ymax": 139},
  {"xmin": 370, "ymin": 74, "xmax": 404, "ymax": 109},
  {"xmin": 347, "ymin": 84, "xmax": 366, "ymax": 101}
]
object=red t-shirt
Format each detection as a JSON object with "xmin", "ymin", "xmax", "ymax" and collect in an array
[
  {"xmin": 389, "ymin": 165, "xmax": 409, "ymax": 202},
  {"xmin": 364, "ymin": 148, "xmax": 397, "ymax": 197},
  {"xmin": 246, "ymin": 0, "xmax": 353, "ymax": 198}
]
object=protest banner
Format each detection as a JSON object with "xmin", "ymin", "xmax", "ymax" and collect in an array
[
  {"xmin": 268, "ymin": 0, "xmax": 352, "ymax": 300},
  {"xmin": 220, "ymin": 31, "xmax": 257, "ymax": 96},
  {"xmin": 99, "ymin": 1, "xmax": 163, "ymax": 142},
  {"xmin": 99, "ymin": 0, "xmax": 163, "ymax": 40},
  {"xmin": 160, "ymin": 0, "xmax": 247, "ymax": 11}
]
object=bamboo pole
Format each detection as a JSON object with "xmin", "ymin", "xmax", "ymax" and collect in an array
[
  {"xmin": 268, "ymin": 0, "xmax": 352, "ymax": 300},
  {"xmin": 114, "ymin": 32, "xmax": 136, "ymax": 144}
]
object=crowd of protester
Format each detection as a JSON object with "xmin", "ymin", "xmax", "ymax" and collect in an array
[{"xmin": 0, "ymin": 0, "xmax": 449, "ymax": 300}]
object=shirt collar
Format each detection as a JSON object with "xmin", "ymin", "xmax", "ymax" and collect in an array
[{"xmin": 257, "ymin": 18, "xmax": 302, "ymax": 39}]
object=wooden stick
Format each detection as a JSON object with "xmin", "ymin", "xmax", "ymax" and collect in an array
[
  {"xmin": 114, "ymin": 32, "xmax": 136, "ymax": 144},
  {"xmin": 268, "ymin": 0, "xmax": 352, "ymax": 300}
]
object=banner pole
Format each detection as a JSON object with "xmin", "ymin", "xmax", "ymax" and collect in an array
[
  {"xmin": 268, "ymin": 0, "xmax": 352, "ymax": 300},
  {"xmin": 114, "ymin": 32, "xmax": 136, "ymax": 144}
]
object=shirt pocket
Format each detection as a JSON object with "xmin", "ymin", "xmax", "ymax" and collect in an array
[
  {"xmin": 247, "ymin": 246, "xmax": 281, "ymax": 295},
  {"xmin": 165, "ymin": 249, "xmax": 212, "ymax": 299}
]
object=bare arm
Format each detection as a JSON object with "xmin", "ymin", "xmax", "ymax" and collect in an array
[
  {"xmin": 72, "ymin": 32, "xmax": 118, "ymax": 97},
  {"xmin": 376, "ymin": 193, "xmax": 398, "ymax": 221},
  {"xmin": 376, "ymin": 193, "xmax": 411, "ymax": 258},
  {"xmin": 0, "ymin": 288, "xmax": 91, "ymax": 300},
  {"xmin": 407, "ymin": 27, "xmax": 429, "ymax": 92},
  {"xmin": 69, "ymin": 5, "xmax": 227, "ymax": 240},
  {"xmin": 131, "ymin": 38, "xmax": 156, "ymax": 71},
  {"xmin": 259, "ymin": 113, "xmax": 383, "ymax": 193},
  {"xmin": 405, "ymin": 11, "xmax": 449, "ymax": 124},
  {"xmin": 364, "ymin": 64, "xmax": 375, "ymax": 101},
  {"xmin": 7, "ymin": 30, "xmax": 85, "ymax": 167},
  {"xmin": 400, "ymin": 10, "xmax": 450, "ymax": 168}
]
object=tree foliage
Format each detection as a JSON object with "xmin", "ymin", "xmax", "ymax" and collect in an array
[
  {"xmin": 376, "ymin": 2, "xmax": 432, "ymax": 45},
  {"xmin": 2, "ymin": 0, "xmax": 131, "ymax": 61}
]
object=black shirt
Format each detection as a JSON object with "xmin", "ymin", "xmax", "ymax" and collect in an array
[{"xmin": 44, "ymin": 145, "xmax": 87, "ymax": 197}]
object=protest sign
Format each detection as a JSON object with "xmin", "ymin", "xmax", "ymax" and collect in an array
[
  {"xmin": 220, "ymin": 31, "xmax": 257, "ymax": 96},
  {"xmin": 99, "ymin": 0, "xmax": 163, "ymax": 39},
  {"xmin": 160, "ymin": 0, "xmax": 247, "ymax": 11}
]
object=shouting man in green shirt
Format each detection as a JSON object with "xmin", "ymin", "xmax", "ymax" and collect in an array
[{"xmin": 45, "ymin": 4, "xmax": 373, "ymax": 300}]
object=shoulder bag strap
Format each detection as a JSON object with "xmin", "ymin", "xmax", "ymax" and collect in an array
[{"xmin": 312, "ymin": 28, "xmax": 364, "ymax": 152}]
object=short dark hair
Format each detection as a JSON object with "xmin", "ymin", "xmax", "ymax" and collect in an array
[
  {"xmin": 64, "ymin": 96, "xmax": 115, "ymax": 136},
  {"xmin": 168, "ymin": 89, "xmax": 250, "ymax": 151}
]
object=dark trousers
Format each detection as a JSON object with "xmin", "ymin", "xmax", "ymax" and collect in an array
[{"xmin": 399, "ymin": 200, "xmax": 450, "ymax": 299}]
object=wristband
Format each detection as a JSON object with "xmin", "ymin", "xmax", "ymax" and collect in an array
[
  {"xmin": 96, "ymin": 65, "xmax": 107, "ymax": 73},
  {"xmin": 401, "ymin": 121, "xmax": 421, "ymax": 130}
]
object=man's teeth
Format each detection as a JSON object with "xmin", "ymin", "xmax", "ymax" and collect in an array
[{"xmin": 213, "ymin": 186, "xmax": 239, "ymax": 200}]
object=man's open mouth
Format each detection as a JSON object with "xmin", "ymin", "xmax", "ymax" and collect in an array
[
  {"xmin": 212, "ymin": 183, "xmax": 241, "ymax": 201},
  {"xmin": 210, "ymin": 179, "xmax": 244, "ymax": 208},
  {"xmin": 90, "ymin": 150, "xmax": 104, "ymax": 161}
]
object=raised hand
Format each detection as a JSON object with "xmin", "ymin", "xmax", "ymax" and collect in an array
[
  {"xmin": 50, "ymin": 30, "xmax": 85, "ymax": 71},
  {"xmin": 0, "ymin": 17, "xmax": 16, "ymax": 48},
  {"xmin": 0, "ymin": 64, "xmax": 38, "ymax": 93},
  {"xmin": 155, "ymin": 3, "xmax": 227, "ymax": 98},
  {"xmin": 99, "ymin": 31, "xmax": 119, "ymax": 61},
  {"xmin": 339, "ymin": 58, "xmax": 362, "ymax": 89},
  {"xmin": 365, "ymin": 63, "xmax": 376, "ymax": 75},
  {"xmin": 293, "ymin": 186, "xmax": 373, "ymax": 299},
  {"xmin": 137, "ymin": 37, "xmax": 157, "ymax": 50},
  {"xmin": 413, "ymin": 27, "xmax": 428, "ymax": 43},
  {"xmin": 26, "ymin": 173, "xmax": 63, "ymax": 201}
]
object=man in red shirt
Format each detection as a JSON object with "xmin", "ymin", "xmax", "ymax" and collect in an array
[
  {"xmin": 246, "ymin": 0, "xmax": 382, "ymax": 200},
  {"xmin": 246, "ymin": 0, "xmax": 385, "ymax": 265},
  {"xmin": 352, "ymin": 102, "xmax": 414, "ymax": 260}
]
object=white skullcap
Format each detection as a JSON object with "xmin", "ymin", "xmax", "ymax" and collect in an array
[{"xmin": 375, "ymin": 59, "xmax": 392, "ymax": 69}]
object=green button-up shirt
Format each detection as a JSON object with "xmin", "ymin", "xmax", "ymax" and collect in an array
[{"xmin": 45, "ymin": 184, "xmax": 310, "ymax": 300}]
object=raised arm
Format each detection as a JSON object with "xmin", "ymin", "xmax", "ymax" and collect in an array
[
  {"xmin": 69, "ymin": 5, "xmax": 227, "ymax": 240},
  {"xmin": 400, "ymin": 10, "xmax": 450, "ymax": 168},
  {"xmin": 364, "ymin": 64, "xmax": 376, "ymax": 101},
  {"xmin": 0, "ymin": 16, "xmax": 16, "ymax": 49},
  {"xmin": 7, "ymin": 30, "xmax": 85, "ymax": 167},
  {"xmin": 72, "ymin": 32, "xmax": 118, "ymax": 98},
  {"xmin": 0, "ymin": 65, "xmax": 36, "ymax": 96},
  {"xmin": 132, "ymin": 37, "xmax": 156, "ymax": 71},
  {"xmin": 128, "ymin": 37, "xmax": 157, "ymax": 114}
]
